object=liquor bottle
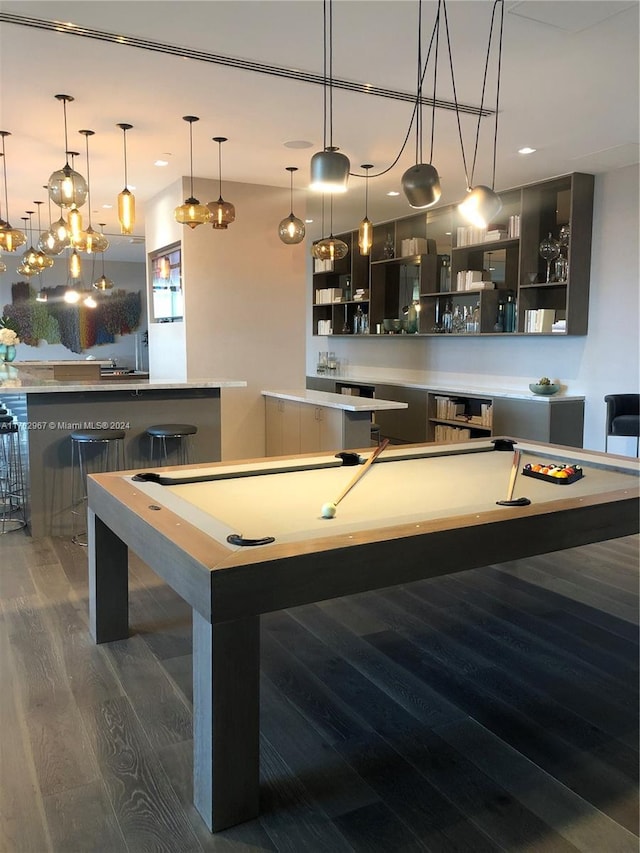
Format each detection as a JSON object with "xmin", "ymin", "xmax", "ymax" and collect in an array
[
  {"xmin": 383, "ymin": 232, "xmax": 395, "ymax": 259},
  {"xmin": 494, "ymin": 300, "xmax": 505, "ymax": 332},
  {"xmin": 504, "ymin": 292, "xmax": 517, "ymax": 333},
  {"xmin": 472, "ymin": 301, "xmax": 481, "ymax": 333},
  {"xmin": 442, "ymin": 300, "xmax": 453, "ymax": 333}
]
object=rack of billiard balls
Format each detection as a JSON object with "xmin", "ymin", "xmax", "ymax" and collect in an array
[{"xmin": 522, "ymin": 462, "xmax": 583, "ymax": 484}]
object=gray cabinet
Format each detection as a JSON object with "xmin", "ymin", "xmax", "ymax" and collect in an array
[
  {"xmin": 492, "ymin": 397, "xmax": 584, "ymax": 447},
  {"xmin": 373, "ymin": 385, "xmax": 428, "ymax": 444}
]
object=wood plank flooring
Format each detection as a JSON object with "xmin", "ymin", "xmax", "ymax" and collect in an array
[{"xmin": 1, "ymin": 532, "xmax": 638, "ymax": 852}]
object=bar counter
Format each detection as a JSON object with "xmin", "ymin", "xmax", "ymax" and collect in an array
[{"xmin": 0, "ymin": 364, "xmax": 246, "ymax": 537}]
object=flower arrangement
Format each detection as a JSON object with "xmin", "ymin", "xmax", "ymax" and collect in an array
[{"xmin": 0, "ymin": 319, "xmax": 20, "ymax": 346}]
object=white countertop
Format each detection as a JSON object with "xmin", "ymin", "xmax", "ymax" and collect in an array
[
  {"xmin": 0, "ymin": 365, "xmax": 247, "ymax": 393},
  {"xmin": 308, "ymin": 372, "xmax": 585, "ymax": 403},
  {"xmin": 262, "ymin": 389, "xmax": 408, "ymax": 412},
  {"xmin": 14, "ymin": 359, "xmax": 113, "ymax": 367}
]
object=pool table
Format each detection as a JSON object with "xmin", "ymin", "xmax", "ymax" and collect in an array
[{"xmin": 86, "ymin": 437, "xmax": 639, "ymax": 832}]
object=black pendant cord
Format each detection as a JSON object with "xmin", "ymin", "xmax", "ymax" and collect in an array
[
  {"xmin": 218, "ymin": 142, "xmax": 223, "ymax": 197},
  {"xmin": 1, "ymin": 136, "xmax": 9, "ymax": 220},
  {"xmin": 322, "ymin": 0, "xmax": 327, "ymax": 151},
  {"xmin": 442, "ymin": 0, "xmax": 470, "ymax": 189},
  {"xmin": 416, "ymin": 0, "xmax": 422, "ymax": 164},
  {"xmin": 188, "ymin": 122, "xmax": 195, "ymax": 199},
  {"xmin": 81, "ymin": 131, "xmax": 94, "ymax": 227},
  {"xmin": 468, "ymin": 0, "xmax": 503, "ymax": 190},
  {"xmin": 328, "ymin": 0, "xmax": 333, "ymax": 150},
  {"xmin": 429, "ymin": 0, "xmax": 442, "ymax": 166},
  {"xmin": 122, "ymin": 128, "xmax": 129, "ymax": 188},
  {"xmin": 491, "ymin": 0, "xmax": 504, "ymax": 191},
  {"xmin": 61, "ymin": 98, "xmax": 70, "ymax": 167}
]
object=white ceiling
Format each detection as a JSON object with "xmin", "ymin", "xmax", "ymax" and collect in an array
[{"xmin": 0, "ymin": 0, "xmax": 638, "ymax": 263}]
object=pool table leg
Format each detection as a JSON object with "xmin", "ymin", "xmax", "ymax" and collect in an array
[
  {"xmin": 193, "ymin": 611, "xmax": 260, "ymax": 832},
  {"xmin": 88, "ymin": 509, "xmax": 129, "ymax": 643}
]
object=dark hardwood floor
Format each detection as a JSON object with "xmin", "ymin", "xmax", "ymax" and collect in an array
[{"xmin": 1, "ymin": 531, "xmax": 638, "ymax": 852}]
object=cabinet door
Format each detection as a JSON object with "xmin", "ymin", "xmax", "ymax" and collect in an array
[
  {"xmin": 266, "ymin": 398, "xmax": 301, "ymax": 456},
  {"xmin": 299, "ymin": 404, "xmax": 322, "ymax": 453},
  {"xmin": 374, "ymin": 385, "xmax": 427, "ymax": 443},
  {"xmin": 318, "ymin": 407, "xmax": 344, "ymax": 452}
]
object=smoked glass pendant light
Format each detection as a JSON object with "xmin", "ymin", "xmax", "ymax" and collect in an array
[
  {"xmin": 401, "ymin": 0, "xmax": 441, "ymax": 209},
  {"xmin": 32, "ymin": 202, "xmax": 54, "ymax": 269},
  {"xmin": 278, "ymin": 167, "xmax": 305, "ymax": 244},
  {"xmin": 0, "ymin": 131, "xmax": 27, "ymax": 252},
  {"xmin": 208, "ymin": 137, "xmax": 235, "ymax": 229},
  {"xmin": 117, "ymin": 123, "xmax": 135, "ymax": 235},
  {"xmin": 76, "ymin": 130, "xmax": 104, "ymax": 253},
  {"xmin": 175, "ymin": 116, "xmax": 211, "ymax": 229},
  {"xmin": 93, "ymin": 224, "xmax": 115, "ymax": 291},
  {"xmin": 358, "ymin": 164, "xmax": 373, "ymax": 255},
  {"xmin": 311, "ymin": 196, "xmax": 348, "ymax": 260},
  {"xmin": 458, "ymin": 0, "xmax": 504, "ymax": 227},
  {"xmin": 22, "ymin": 210, "xmax": 42, "ymax": 270},
  {"xmin": 39, "ymin": 186, "xmax": 67, "ymax": 255},
  {"xmin": 309, "ymin": 0, "xmax": 350, "ymax": 193},
  {"xmin": 48, "ymin": 95, "xmax": 88, "ymax": 210},
  {"xmin": 17, "ymin": 217, "xmax": 37, "ymax": 276}
]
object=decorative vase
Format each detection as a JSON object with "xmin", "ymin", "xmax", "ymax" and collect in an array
[{"xmin": 0, "ymin": 344, "xmax": 16, "ymax": 363}]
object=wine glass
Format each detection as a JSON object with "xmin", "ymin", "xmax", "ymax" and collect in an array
[{"xmin": 539, "ymin": 233, "xmax": 560, "ymax": 283}]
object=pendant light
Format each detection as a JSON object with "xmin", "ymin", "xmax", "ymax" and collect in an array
[
  {"xmin": 207, "ymin": 137, "xmax": 235, "ymax": 229},
  {"xmin": 0, "ymin": 132, "xmax": 26, "ymax": 252},
  {"xmin": 32, "ymin": 202, "xmax": 54, "ymax": 270},
  {"xmin": 278, "ymin": 167, "xmax": 305, "ymax": 244},
  {"xmin": 77, "ymin": 130, "xmax": 107, "ymax": 253},
  {"xmin": 402, "ymin": 0, "xmax": 442, "ymax": 209},
  {"xmin": 311, "ymin": 196, "xmax": 348, "ymax": 261},
  {"xmin": 458, "ymin": 0, "xmax": 504, "ymax": 228},
  {"xmin": 17, "ymin": 217, "xmax": 37, "ymax": 276},
  {"xmin": 69, "ymin": 247, "xmax": 82, "ymax": 280},
  {"xmin": 38, "ymin": 186, "xmax": 67, "ymax": 255},
  {"xmin": 65, "ymin": 151, "xmax": 83, "ymax": 244},
  {"xmin": 48, "ymin": 95, "xmax": 88, "ymax": 210},
  {"xmin": 93, "ymin": 224, "xmax": 114, "ymax": 291},
  {"xmin": 22, "ymin": 210, "xmax": 43, "ymax": 271},
  {"xmin": 116, "ymin": 123, "xmax": 135, "ymax": 235},
  {"xmin": 175, "ymin": 116, "xmax": 211, "ymax": 229},
  {"xmin": 358, "ymin": 164, "xmax": 373, "ymax": 255},
  {"xmin": 309, "ymin": 0, "xmax": 350, "ymax": 193}
]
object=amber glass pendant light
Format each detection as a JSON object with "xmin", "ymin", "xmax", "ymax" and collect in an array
[
  {"xmin": 358, "ymin": 164, "xmax": 373, "ymax": 255},
  {"xmin": 48, "ymin": 95, "xmax": 88, "ymax": 210},
  {"xmin": 93, "ymin": 224, "xmax": 115, "ymax": 291},
  {"xmin": 77, "ymin": 130, "xmax": 108, "ymax": 253},
  {"xmin": 311, "ymin": 195, "xmax": 348, "ymax": 261},
  {"xmin": 65, "ymin": 151, "xmax": 84, "ymax": 244},
  {"xmin": 278, "ymin": 166, "xmax": 305, "ymax": 244},
  {"xmin": 0, "ymin": 131, "xmax": 27, "ymax": 252},
  {"xmin": 117, "ymin": 123, "xmax": 135, "ymax": 235},
  {"xmin": 31, "ymin": 202, "xmax": 54, "ymax": 270},
  {"xmin": 208, "ymin": 137, "xmax": 235, "ymax": 229},
  {"xmin": 17, "ymin": 217, "xmax": 37, "ymax": 276},
  {"xmin": 175, "ymin": 117, "xmax": 211, "ymax": 228}
]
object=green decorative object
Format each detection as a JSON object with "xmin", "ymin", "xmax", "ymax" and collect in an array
[{"xmin": 529, "ymin": 382, "xmax": 560, "ymax": 395}]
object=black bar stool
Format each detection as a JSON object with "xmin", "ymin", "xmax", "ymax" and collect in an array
[
  {"xmin": 0, "ymin": 414, "xmax": 27, "ymax": 534},
  {"xmin": 70, "ymin": 428, "xmax": 126, "ymax": 544},
  {"xmin": 146, "ymin": 423, "xmax": 197, "ymax": 466}
]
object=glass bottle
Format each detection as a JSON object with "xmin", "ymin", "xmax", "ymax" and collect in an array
[
  {"xmin": 494, "ymin": 300, "xmax": 505, "ymax": 332},
  {"xmin": 354, "ymin": 304, "xmax": 364, "ymax": 334},
  {"xmin": 504, "ymin": 292, "xmax": 517, "ymax": 333},
  {"xmin": 383, "ymin": 232, "xmax": 395, "ymax": 259},
  {"xmin": 439, "ymin": 254, "xmax": 451, "ymax": 292},
  {"xmin": 472, "ymin": 301, "xmax": 481, "ymax": 333},
  {"xmin": 442, "ymin": 300, "xmax": 453, "ymax": 333},
  {"xmin": 452, "ymin": 305, "xmax": 465, "ymax": 334}
]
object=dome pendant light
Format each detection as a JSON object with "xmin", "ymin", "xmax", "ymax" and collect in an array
[
  {"xmin": 117, "ymin": 123, "xmax": 135, "ymax": 235},
  {"xmin": 401, "ymin": 0, "xmax": 441, "ymax": 209},
  {"xmin": 0, "ymin": 131, "xmax": 27, "ymax": 252},
  {"xmin": 309, "ymin": 0, "xmax": 350, "ymax": 193},
  {"xmin": 207, "ymin": 137, "xmax": 235, "ymax": 229},
  {"xmin": 458, "ymin": 0, "xmax": 504, "ymax": 228},
  {"xmin": 175, "ymin": 116, "xmax": 211, "ymax": 229},
  {"xmin": 17, "ymin": 217, "xmax": 37, "ymax": 277},
  {"xmin": 48, "ymin": 95, "xmax": 88, "ymax": 210},
  {"xmin": 278, "ymin": 167, "xmax": 305, "ymax": 245},
  {"xmin": 358, "ymin": 164, "xmax": 373, "ymax": 255},
  {"xmin": 22, "ymin": 210, "xmax": 42, "ymax": 271}
]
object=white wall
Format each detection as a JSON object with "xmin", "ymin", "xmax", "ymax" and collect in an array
[
  {"xmin": 0, "ymin": 258, "xmax": 147, "ymax": 368},
  {"xmin": 306, "ymin": 165, "xmax": 640, "ymax": 453},
  {"xmin": 146, "ymin": 176, "xmax": 307, "ymax": 461}
]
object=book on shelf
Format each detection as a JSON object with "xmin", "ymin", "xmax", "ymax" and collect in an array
[
  {"xmin": 435, "ymin": 424, "xmax": 471, "ymax": 442},
  {"xmin": 525, "ymin": 308, "xmax": 555, "ymax": 333}
]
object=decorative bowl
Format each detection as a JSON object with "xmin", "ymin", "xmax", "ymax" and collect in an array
[
  {"xmin": 383, "ymin": 318, "xmax": 404, "ymax": 333},
  {"xmin": 529, "ymin": 383, "xmax": 560, "ymax": 395}
]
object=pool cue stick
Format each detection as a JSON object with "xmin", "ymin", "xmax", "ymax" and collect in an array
[
  {"xmin": 334, "ymin": 438, "xmax": 390, "ymax": 507},
  {"xmin": 506, "ymin": 449, "xmax": 520, "ymax": 501}
]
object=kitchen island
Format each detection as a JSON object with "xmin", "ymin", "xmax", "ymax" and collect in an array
[{"xmin": 0, "ymin": 364, "xmax": 246, "ymax": 537}]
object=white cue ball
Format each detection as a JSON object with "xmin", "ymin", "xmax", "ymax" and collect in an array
[{"xmin": 321, "ymin": 502, "xmax": 337, "ymax": 519}]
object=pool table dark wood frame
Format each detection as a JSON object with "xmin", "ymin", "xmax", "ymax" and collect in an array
[{"xmin": 86, "ymin": 439, "xmax": 639, "ymax": 832}]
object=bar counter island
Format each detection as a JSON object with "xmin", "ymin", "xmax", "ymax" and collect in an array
[{"xmin": 0, "ymin": 362, "xmax": 246, "ymax": 537}]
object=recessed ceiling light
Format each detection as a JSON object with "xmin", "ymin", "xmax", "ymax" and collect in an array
[
  {"xmin": 284, "ymin": 140, "xmax": 314, "ymax": 149},
  {"xmin": 154, "ymin": 159, "xmax": 169, "ymax": 167},
  {"xmin": 518, "ymin": 146, "xmax": 536, "ymax": 155},
  {"xmin": 387, "ymin": 191, "xmax": 400, "ymax": 197},
  {"xmin": 102, "ymin": 203, "xmax": 113, "ymax": 209},
  {"xmin": 305, "ymin": 219, "xmax": 314, "ymax": 223}
]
